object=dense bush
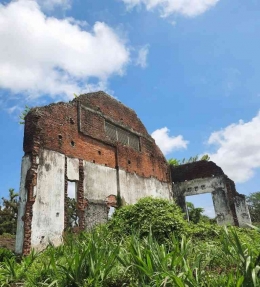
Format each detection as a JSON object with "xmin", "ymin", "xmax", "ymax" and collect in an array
[{"xmin": 107, "ymin": 197, "xmax": 188, "ymax": 243}]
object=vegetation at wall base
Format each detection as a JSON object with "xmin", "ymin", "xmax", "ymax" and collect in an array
[{"xmin": 0, "ymin": 197, "xmax": 259, "ymax": 286}]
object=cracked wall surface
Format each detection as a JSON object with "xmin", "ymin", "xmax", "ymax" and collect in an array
[
  {"xmin": 171, "ymin": 161, "xmax": 251, "ymax": 227},
  {"xmin": 16, "ymin": 91, "xmax": 172, "ymax": 254}
]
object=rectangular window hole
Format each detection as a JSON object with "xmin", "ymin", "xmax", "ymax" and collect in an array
[
  {"xmin": 68, "ymin": 181, "xmax": 77, "ymax": 200},
  {"xmin": 67, "ymin": 181, "xmax": 79, "ymax": 227},
  {"xmin": 185, "ymin": 193, "xmax": 216, "ymax": 221}
]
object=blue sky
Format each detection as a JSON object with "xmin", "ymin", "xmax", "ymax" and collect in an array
[{"xmin": 0, "ymin": 0, "xmax": 260, "ymax": 217}]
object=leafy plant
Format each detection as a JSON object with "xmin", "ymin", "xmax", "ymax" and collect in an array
[
  {"xmin": 168, "ymin": 154, "xmax": 210, "ymax": 166},
  {"xmin": 107, "ymin": 197, "xmax": 187, "ymax": 243},
  {"xmin": 19, "ymin": 105, "xmax": 31, "ymax": 124},
  {"xmin": 0, "ymin": 248, "xmax": 14, "ymax": 263}
]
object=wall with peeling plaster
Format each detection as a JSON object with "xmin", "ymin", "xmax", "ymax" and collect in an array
[
  {"xmin": 119, "ymin": 170, "xmax": 172, "ymax": 204},
  {"xmin": 15, "ymin": 155, "xmax": 31, "ymax": 254},
  {"xmin": 171, "ymin": 161, "xmax": 251, "ymax": 227},
  {"xmin": 16, "ymin": 92, "xmax": 171, "ymax": 254},
  {"xmin": 16, "ymin": 92, "xmax": 251, "ymax": 254},
  {"xmin": 31, "ymin": 150, "xmax": 65, "ymax": 251},
  {"xmin": 234, "ymin": 195, "xmax": 251, "ymax": 227},
  {"xmin": 83, "ymin": 161, "xmax": 117, "ymax": 201}
]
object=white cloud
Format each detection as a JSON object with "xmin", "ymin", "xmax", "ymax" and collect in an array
[
  {"xmin": 0, "ymin": 0, "xmax": 130, "ymax": 100},
  {"xmin": 135, "ymin": 45, "xmax": 149, "ymax": 68},
  {"xmin": 36, "ymin": 0, "xmax": 72, "ymax": 11},
  {"xmin": 151, "ymin": 127, "xmax": 188, "ymax": 155},
  {"xmin": 121, "ymin": 0, "xmax": 220, "ymax": 17},
  {"xmin": 206, "ymin": 112, "xmax": 260, "ymax": 183}
]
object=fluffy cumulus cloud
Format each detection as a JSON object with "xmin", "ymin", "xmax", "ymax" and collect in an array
[
  {"xmin": 135, "ymin": 45, "xmax": 149, "ymax": 68},
  {"xmin": 121, "ymin": 0, "xmax": 220, "ymax": 17},
  {"xmin": 151, "ymin": 127, "xmax": 188, "ymax": 155},
  {"xmin": 0, "ymin": 0, "xmax": 130, "ymax": 99},
  {"xmin": 206, "ymin": 112, "xmax": 260, "ymax": 183}
]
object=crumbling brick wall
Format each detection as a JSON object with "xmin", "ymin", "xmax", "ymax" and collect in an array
[
  {"xmin": 171, "ymin": 160, "xmax": 224, "ymax": 183},
  {"xmin": 24, "ymin": 92, "xmax": 169, "ymax": 181},
  {"xmin": 16, "ymin": 91, "xmax": 172, "ymax": 254}
]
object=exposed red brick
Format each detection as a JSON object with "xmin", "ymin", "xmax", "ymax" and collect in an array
[{"xmin": 24, "ymin": 92, "xmax": 169, "ymax": 182}]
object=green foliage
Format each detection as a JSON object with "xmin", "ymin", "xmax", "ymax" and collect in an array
[
  {"xmin": 0, "ymin": 189, "xmax": 18, "ymax": 235},
  {"xmin": 186, "ymin": 201, "xmax": 205, "ymax": 224},
  {"xmin": 246, "ymin": 192, "xmax": 260, "ymax": 224},
  {"xmin": 19, "ymin": 105, "xmax": 31, "ymax": 124},
  {"xmin": 0, "ymin": 248, "xmax": 14, "ymax": 263},
  {"xmin": 0, "ymin": 225, "xmax": 259, "ymax": 286},
  {"xmin": 246, "ymin": 223, "xmax": 260, "ymax": 233},
  {"xmin": 107, "ymin": 197, "xmax": 187, "ymax": 243},
  {"xmin": 0, "ymin": 197, "xmax": 259, "ymax": 286},
  {"xmin": 168, "ymin": 154, "xmax": 210, "ymax": 166}
]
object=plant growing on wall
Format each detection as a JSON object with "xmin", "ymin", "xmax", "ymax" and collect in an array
[
  {"xmin": 19, "ymin": 105, "xmax": 31, "ymax": 124},
  {"xmin": 168, "ymin": 154, "xmax": 210, "ymax": 166}
]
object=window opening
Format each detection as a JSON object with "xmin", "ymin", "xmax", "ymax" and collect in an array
[
  {"xmin": 185, "ymin": 193, "xmax": 216, "ymax": 224},
  {"xmin": 67, "ymin": 181, "xmax": 79, "ymax": 227}
]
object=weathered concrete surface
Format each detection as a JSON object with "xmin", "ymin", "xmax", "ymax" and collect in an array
[
  {"xmin": 212, "ymin": 188, "xmax": 235, "ymax": 225},
  {"xmin": 171, "ymin": 161, "xmax": 251, "ymax": 227},
  {"xmin": 234, "ymin": 195, "xmax": 251, "ymax": 227},
  {"xmin": 31, "ymin": 150, "xmax": 65, "ymax": 251},
  {"xmin": 174, "ymin": 176, "xmax": 235, "ymax": 225},
  {"xmin": 18, "ymin": 92, "xmax": 171, "ymax": 254},
  {"xmin": 119, "ymin": 170, "xmax": 172, "ymax": 204},
  {"xmin": 181, "ymin": 176, "xmax": 226, "ymax": 196},
  {"xmin": 83, "ymin": 161, "xmax": 117, "ymax": 200},
  {"xmin": 85, "ymin": 200, "xmax": 108, "ymax": 230},
  {"xmin": 17, "ymin": 92, "xmax": 251, "ymax": 254},
  {"xmin": 67, "ymin": 157, "xmax": 79, "ymax": 181},
  {"xmin": 15, "ymin": 155, "xmax": 31, "ymax": 254}
]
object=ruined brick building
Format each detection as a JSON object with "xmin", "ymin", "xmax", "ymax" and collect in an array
[
  {"xmin": 15, "ymin": 91, "xmax": 251, "ymax": 254},
  {"xmin": 171, "ymin": 161, "xmax": 251, "ymax": 227}
]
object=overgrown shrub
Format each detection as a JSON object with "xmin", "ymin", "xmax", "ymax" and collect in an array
[{"xmin": 108, "ymin": 197, "xmax": 188, "ymax": 243}]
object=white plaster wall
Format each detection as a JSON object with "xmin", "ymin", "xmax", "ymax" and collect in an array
[
  {"xmin": 212, "ymin": 190, "xmax": 234, "ymax": 226},
  {"xmin": 234, "ymin": 196, "xmax": 251, "ymax": 227},
  {"xmin": 15, "ymin": 155, "xmax": 31, "ymax": 254},
  {"xmin": 83, "ymin": 161, "xmax": 117, "ymax": 200},
  {"xmin": 67, "ymin": 157, "xmax": 79, "ymax": 181},
  {"xmin": 119, "ymin": 170, "xmax": 171, "ymax": 205},
  {"xmin": 180, "ymin": 176, "xmax": 226, "ymax": 196},
  {"xmin": 174, "ymin": 176, "xmax": 235, "ymax": 226},
  {"xmin": 31, "ymin": 150, "xmax": 65, "ymax": 251}
]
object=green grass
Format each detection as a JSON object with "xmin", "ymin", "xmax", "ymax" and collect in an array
[{"xmin": 0, "ymin": 198, "xmax": 259, "ymax": 286}]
